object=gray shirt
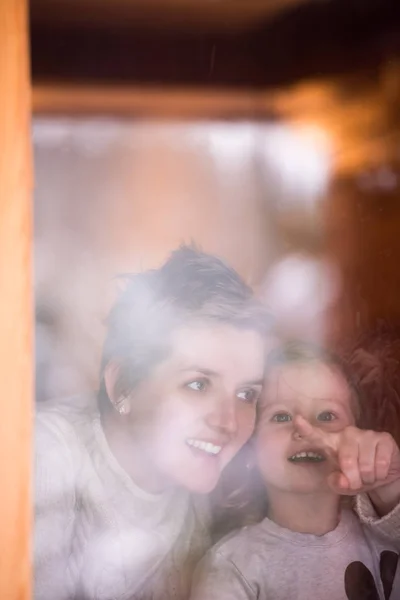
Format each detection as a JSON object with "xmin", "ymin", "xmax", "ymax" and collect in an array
[{"xmin": 191, "ymin": 508, "xmax": 400, "ymax": 600}]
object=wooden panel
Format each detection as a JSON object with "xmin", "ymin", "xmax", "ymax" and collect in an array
[
  {"xmin": 30, "ymin": 0, "xmax": 307, "ymax": 32},
  {"xmin": 32, "ymin": 84, "xmax": 271, "ymax": 119},
  {"xmin": 0, "ymin": 1, "xmax": 32, "ymax": 599},
  {"xmin": 30, "ymin": 0, "xmax": 400, "ymax": 88}
]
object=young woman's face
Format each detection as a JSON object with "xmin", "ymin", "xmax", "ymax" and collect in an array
[
  {"xmin": 256, "ymin": 360, "xmax": 355, "ymax": 494},
  {"xmin": 122, "ymin": 324, "xmax": 265, "ymax": 494}
]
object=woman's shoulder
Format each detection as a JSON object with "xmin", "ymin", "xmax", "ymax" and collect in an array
[
  {"xmin": 37, "ymin": 392, "xmax": 97, "ymax": 428},
  {"xmin": 35, "ymin": 393, "xmax": 97, "ymax": 467}
]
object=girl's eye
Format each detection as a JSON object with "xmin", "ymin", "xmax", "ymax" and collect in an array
[
  {"xmin": 317, "ymin": 411, "xmax": 337, "ymax": 422},
  {"xmin": 272, "ymin": 412, "xmax": 292, "ymax": 423},
  {"xmin": 186, "ymin": 379, "xmax": 208, "ymax": 392},
  {"xmin": 237, "ymin": 389, "xmax": 259, "ymax": 404}
]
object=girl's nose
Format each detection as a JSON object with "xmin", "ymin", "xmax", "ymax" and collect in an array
[{"xmin": 292, "ymin": 415, "xmax": 312, "ymax": 441}]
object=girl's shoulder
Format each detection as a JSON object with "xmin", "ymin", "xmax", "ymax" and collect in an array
[{"xmin": 207, "ymin": 518, "xmax": 273, "ymax": 567}]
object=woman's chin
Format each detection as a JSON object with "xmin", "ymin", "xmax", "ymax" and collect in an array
[{"xmin": 178, "ymin": 471, "xmax": 219, "ymax": 495}]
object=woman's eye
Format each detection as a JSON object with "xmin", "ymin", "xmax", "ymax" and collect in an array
[
  {"xmin": 186, "ymin": 379, "xmax": 207, "ymax": 392},
  {"xmin": 271, "ymin": 412, "xmax": 292, "ymax": 423},
  {"xmin": 237, "ymin": 389, "xmax": 259, "ymax": 404},
  {"xmin": 317, "ymin": 411, "xmax": 337, "ymax": 422}
]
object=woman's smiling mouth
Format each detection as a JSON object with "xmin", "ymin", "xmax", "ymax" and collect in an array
[{"xmin": 186, "ymin": 438, "xmax": 223, "ymax": 456}]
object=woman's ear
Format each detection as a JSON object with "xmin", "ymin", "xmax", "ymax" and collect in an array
[{"xmin": 104, "ymin": 361, "xmax": 131, "ymax": 415}]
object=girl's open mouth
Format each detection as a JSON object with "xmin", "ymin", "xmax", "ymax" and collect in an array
[{"xmin": 288, "ymin": 450, "xmax": 326, "ymax": 463}]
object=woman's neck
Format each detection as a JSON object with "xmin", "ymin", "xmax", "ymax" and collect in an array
[
  {"xmin": 100, "ymin": 411, "xmax": 171, "ymax": 494},
  {"xmin": 266, "ymin": 487, "xmax": 341, "ymax": 535}
]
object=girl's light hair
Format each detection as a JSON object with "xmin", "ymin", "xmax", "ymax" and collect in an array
[{"xmin": 262, "ymin": 340, "xmax": 362, "ymax": 424}]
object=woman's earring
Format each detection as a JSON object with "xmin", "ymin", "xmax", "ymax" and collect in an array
[{"xmin": 115, "ymin": 394, "xmax": 131, "ymax": 416}]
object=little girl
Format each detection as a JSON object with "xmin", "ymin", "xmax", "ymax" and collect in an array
[{"xmin": 191, "ymin": 342, "xmax": 400, "ymax": 600}]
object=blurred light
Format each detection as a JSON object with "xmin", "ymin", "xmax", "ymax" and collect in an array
[
  {"xmin": 32, "ymin": 118, "xmax": 128, "ymax": 152},
  {"xmin": 192, "ymin": 122, "xmax": 256, "ymax": 170},
  {"xmin": 262, "ymin": 253, "xmax": 341, "ymax": 340},
  {"xmin": 262, "ymin": 123, "xmax": 332, "ymax": 207}
]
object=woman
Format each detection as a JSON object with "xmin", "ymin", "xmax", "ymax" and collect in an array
[{"xmin": 34, "ymin": 245, "xmax": 270, "ymax": 600}]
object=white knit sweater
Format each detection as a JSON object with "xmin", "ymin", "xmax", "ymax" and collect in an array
[{"xmin": 34, "ymin": 395, "xmax": 211, "ymax": 600}]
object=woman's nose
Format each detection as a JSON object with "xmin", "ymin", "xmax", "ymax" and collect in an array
[{"xmin": 206, "ymin": 398, "xmax": 238, "ymax": 436}]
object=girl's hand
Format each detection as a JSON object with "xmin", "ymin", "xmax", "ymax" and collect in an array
[{"xmin": 295, "ymin": 416, "xmax": 400, "ymax": 515}]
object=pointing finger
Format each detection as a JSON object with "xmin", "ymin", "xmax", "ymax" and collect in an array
[{"xmin": 294, "ymin": 415, "xmax": 339, "ymax": 458}]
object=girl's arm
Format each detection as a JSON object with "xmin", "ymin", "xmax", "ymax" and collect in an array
[{"xmin": 355, "ymin": 487, "xmax": 400, "ymax": 541}]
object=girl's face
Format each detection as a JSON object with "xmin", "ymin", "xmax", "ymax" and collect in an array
[
  {"xmin": 115, "ymin": 324, "xmax": 265, "ymax": 494},
  {"xmin": 255, "ymin": 360, "xmax": 356, "ymax": 494}
]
